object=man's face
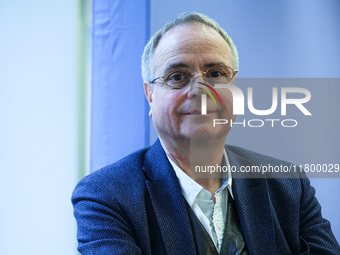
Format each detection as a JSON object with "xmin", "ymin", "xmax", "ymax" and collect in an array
[{"xmin": 144, "ymin": 23, "xmax": 236, "ymax": 144}]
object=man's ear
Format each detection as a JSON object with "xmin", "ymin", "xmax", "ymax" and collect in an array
[{"xmin": 144, "ymin": 82, "xmax": 153, "ymax": 117}]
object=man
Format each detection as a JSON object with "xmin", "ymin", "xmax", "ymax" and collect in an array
[{"xmin": 72, "ymin": 12, "xmax": 340, "ymax": 254}]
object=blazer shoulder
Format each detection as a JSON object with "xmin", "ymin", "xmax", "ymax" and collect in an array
[
  {"xmin": 72, "ymin": 147, "xmax": 150, "ymax": 199},
  {"xmin": 226, "ymin": 144, "xmax": 305, "ymax": 181},
  {"xmin": 226, "ymin": 144, "xmax": 293, "ymax": 166}
]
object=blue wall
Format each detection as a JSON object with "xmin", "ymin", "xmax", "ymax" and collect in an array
[{"xmin": 90, "ymin": 0, "xmax": 150, "ymax": 171}]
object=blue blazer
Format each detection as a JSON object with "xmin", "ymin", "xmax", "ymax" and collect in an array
[{"xmin": 72, "ymin": 140, "xmax": 340, "ymax": 254}]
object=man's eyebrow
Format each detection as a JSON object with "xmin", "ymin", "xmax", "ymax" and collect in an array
[
  {"xmin": 204, "ymin": 62, "xmax": 227, "ymax": 68},
  {"xmin": 163, "ymin": 62, "xmax": 228, "ymax": 72},
  {"xmin": 164, "ymin": 63, "xmax": 189, "ymax": 71}
]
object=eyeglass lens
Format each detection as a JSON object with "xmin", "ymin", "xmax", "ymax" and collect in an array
[{"xmin": 164, "ymin": 65, "xmax": 234, "ymax": 89}]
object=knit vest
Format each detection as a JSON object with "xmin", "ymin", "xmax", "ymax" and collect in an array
[{"xmin": 185, "ymin": 192, "xmax": 249, "ymax": 255}]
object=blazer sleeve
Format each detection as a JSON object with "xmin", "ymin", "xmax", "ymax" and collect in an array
[
  {"xmin": 299, "ymin": 176, "xmax": 340, "ymax": 254},
  {"xmin": 71, "ymin": 176, "xmax": 143, "ymax": 255}
]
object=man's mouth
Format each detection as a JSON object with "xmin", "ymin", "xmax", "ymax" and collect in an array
[{"xmin": 182, "ymin": 111, "xmax": 216, "ymax": 115}]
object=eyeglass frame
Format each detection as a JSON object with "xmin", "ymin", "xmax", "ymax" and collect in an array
[{"xmin": 150, "ymin": 64, "xmax": 238, "ymax": 89}]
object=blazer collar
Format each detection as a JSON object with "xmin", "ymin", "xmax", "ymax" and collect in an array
[
  {"xmin": 143, "ymin": 139, "xmax": 197, "ymax": 255},
  {"xmin": 227, "ymin": 147, "xmax": 278, "ymax": 254}
]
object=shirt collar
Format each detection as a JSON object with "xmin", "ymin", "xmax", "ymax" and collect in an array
[{"xmin": 167, "ymin": 148, "xmax": 234, "ymax": 208}]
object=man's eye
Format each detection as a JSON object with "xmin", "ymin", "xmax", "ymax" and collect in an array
[
  {"xmin": 208, "ymin": 70, "xmax": 224, "ymax": 78},
  {"xmin": 169, "ymin": 73, "xmax": 186, "ymax": 81}
]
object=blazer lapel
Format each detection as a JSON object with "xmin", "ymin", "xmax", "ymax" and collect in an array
[
  {"xmin": 227, "ymin": 147, "xmax": 278, "ymax": 254},
  {"xmin": 143, "ymin": 140, "xmax": 196, "ymax": 255}
]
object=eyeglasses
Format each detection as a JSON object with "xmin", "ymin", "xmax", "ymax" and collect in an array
[{"xmin": 151, "ymin": 65, "xmax": 238, "ymax": 89}]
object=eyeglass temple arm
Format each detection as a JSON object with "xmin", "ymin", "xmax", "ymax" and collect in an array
[{"xmin": 151, "ymin": 77, "xmax": 162, "ymax": 83}]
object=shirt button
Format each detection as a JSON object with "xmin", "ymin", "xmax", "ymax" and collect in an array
[{"xmin": 200, "ymin": 193, "xmax": 205, "ymax": 198}]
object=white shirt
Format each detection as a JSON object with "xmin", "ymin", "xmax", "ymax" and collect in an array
[{"xmin": 167, "ymin": 149, "xmax": 233, "ymax": 252}]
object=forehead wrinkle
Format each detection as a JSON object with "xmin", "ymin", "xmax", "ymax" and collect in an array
[
  {"xmin": 155, "ymin": 44, "xmax": 229, "ymax": 73},
  {"xmin": 153, "ymin": 23, "xmax": 232, "ymax": 76},
  {"xmin": 166, "ymin": 36, "xmax": 226, "ymax": 54}
]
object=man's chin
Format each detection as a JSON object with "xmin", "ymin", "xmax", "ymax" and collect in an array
[{"xmin": 187, "ymin": 125, "xmax": 229, "ymax": 141}]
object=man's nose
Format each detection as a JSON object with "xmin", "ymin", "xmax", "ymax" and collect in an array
[
  {"xmin": 192, "ymin": 71, "xmax": 205, "ymax": 81},
  {"xmin": 188, "ymin": 72, "xmax": 206, "ymax": 98}
]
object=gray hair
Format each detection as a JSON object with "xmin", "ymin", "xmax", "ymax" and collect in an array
[{"xmin": 141, "ymin": 12, "xmax": 239, "ymax": 82}]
